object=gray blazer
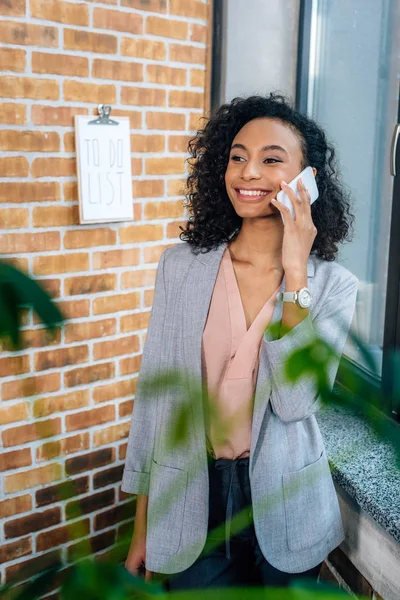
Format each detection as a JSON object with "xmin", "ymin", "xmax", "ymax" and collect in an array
[{"xmin": 122, "ymin": 241, "xmax": 358, "ymax": 575}]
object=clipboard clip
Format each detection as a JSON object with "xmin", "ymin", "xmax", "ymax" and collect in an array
[{"xmin": 88, "ymin": 104, "xmax": 119, "ymax": 126}]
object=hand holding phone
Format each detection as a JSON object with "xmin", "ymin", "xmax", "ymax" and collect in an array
[{"xmin": 276, "ymin": 166, "xmax": 319, "ymax": 220}]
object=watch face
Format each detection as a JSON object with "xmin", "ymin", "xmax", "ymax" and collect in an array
[{"xmin": 298, "ymin": 288, "xmax": 312, "ymax": 308}]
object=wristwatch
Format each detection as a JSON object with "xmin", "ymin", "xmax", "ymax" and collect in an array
[{"xmin": 277, "ymin": 287, "xmax": 312, "ymax": 309}]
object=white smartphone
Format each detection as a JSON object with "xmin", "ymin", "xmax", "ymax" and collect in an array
[{"xmin": 276, "ymin": 166, "xmax": 319, "ymax": 219}]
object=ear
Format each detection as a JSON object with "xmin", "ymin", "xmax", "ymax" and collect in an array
[{"xmin": 312, "ymin": 167, "xmax": 317, "ymax": 177}]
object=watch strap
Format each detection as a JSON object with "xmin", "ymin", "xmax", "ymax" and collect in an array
[{"xmin": 277, "ymin": 291, "xmax": 297, "ymax": 303}]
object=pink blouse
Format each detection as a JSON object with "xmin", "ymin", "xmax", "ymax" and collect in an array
[{"xmin": 201, "ymin": 248, "xmax": 280, "ymax": 459}]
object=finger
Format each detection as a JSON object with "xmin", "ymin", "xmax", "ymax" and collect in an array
[
  {"xmin": 297, "ymin": 178, "xmax": 312, "ymax": 215},
  {"xmin": 280, "ymin": 180, "xmax": 302, "ymax": 220},
  {"xmin": 145, "ymin": 569, "xmax": 152, "ymax": 582},
  {"xmin": 270, "ymin": 197, "xmax": 294, "ymax": 224}
]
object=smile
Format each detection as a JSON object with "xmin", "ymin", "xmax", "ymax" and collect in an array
[{"xmin": 234, "ymin": 188, "xmax": 272, "ymax": 200}]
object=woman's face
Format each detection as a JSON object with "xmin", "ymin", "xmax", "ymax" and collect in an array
[{"xmin": 225, "ymin": 117, "xmax": 306, "ymax": 219}]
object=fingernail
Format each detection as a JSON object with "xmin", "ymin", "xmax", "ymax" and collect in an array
[
  {"xmin": 281, "ymin": 181, "xmax": 287, "ymax": 186},
  {"xmin": 299, "ymin": 178, "xmax": 303, "ymax": 186}
]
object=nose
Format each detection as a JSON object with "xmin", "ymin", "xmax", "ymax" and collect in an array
[{"xmin": 241, "ymin": 158, "xmax": 262, "ymax": 181}]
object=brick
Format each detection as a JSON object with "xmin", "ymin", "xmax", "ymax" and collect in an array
[
  {"xmin": 32, "ymin": 157, "xmax": 76, "ymax": 178},
  {"xmin": 37, "ymin": 432, "xmax": 90, "ymax": 461},
  {"xmin": 0, "ymin": 157, "xmax": 28, "ymax": 178},
  {"xmin": 168, "ymin": 135, "xmax": 190, "ymax": 153},
  {"xmin": 34, "ymin": 391, "xmax": 89, "ymax": 418},
  {"xmin": 167, "ymin": 220, "xmax": 185, "ymax": 239},
  {"xmin": 64, "ymin": 28, "xmax": 117, "ymax": 53},
  {"xmin": 119, "ymin": 354, "xmax": 140, "ymax": 376},
  {"xmin": 37, "ymin": 278, "xmax": 61, "ymax": 299},
  {"xmin": 0, "ymin": 538, "xmax": 31, "ymax": 565},
  {"xmin": 120, "ymin": 0, "xmax": 166, "ymax": 12},
  {"xmin": 64, "ymin": 274, "xmax": 116, "ymax": 296},
  {"xmin": 0, "ymin": 129, "xmax": 60, "ymax": 152},
  {"xmin": 65, "ymin": 362, "xmax": 115, "ymax": 388},
  {"xmin": 92, "ymin": 58, "xmax": 143, "ymax": 82},
  {"xmin": 121, "ymin": 38, "xmax": 166, "ymax": 60},
  {"xmin": 67, "ymin": 530, "xmax": 115, "ymax": 562},
  {"xmin": 0, "ymin": 0, "xmax": 26, "ymax": 16},
  {"xmin": 0, "ymin": 20, "xmax": 58, "ymax": 47},
  {"xmin": 94, "ymin": 502, "xmax": 133, "ymax": 531},
  {"xmin": 36, "ymin": 476, "xmax": 88, "ymax": 507},
  {"xmin": 65, "ymin": 319, "xmax": 116, "ymax": 344},
  {"xmin": 122, "ymin": 87, "xmax": 165, "ymax": 107},
  {"xmin": 145, "ymin": 156, "xmax": 185, "ymax": 175},
  {"xmin": 32, "ymin": 205, "xmax": 79, "ymax": 227},
  {"xmin": 0, "ymin": 402, "xmax": 29, "ymax": 425},
  {"xmin": 170, "ymin": 44, "xmax": 206, "ymax": 64},
  {"xmin": 0, "ymin": 75, "xmax": 59, "ymax": 99},
  {"xmin": 189, "ymin": 112, "xmax": 204, "ymax": 131},
  {"xmin": 56, "ymin": 299, "xmax": 89, "ymax": 320},
  {"xmin": 64, "ymin": 131, "xmax": 75, "ymax": 152},
  {"xmin": 9, "ymin": 327, "xmax": 61, "ymax": 351},
  {"xmin": 32, "ymin": 51, "xmax": 88, "ymax": 77},
  {"xmin": 32, "ymin": 105, "xmax": 88, "ymax": 127},
  {"xmin": 131, "ymin": 157, "xmax": 143, "ymax": 175},
  {"xmin": 120, "ymin": 399, "xmax": 134, "ymax": 418},
  {"xmin": 64, "ymin": 228, "xmax": 116, "ymax": 249},
  {"xmin": 133, "ymin": 180, "xmax": 163, "ymax": 199},
  {"xmin": 0, "ymin": 47, "xmax": 26, "ymax": 72},
  {"xmin": 93, "ymin": 248, "xmax": 139, "ymax": 270},
  {"xmin": 2, "ymin": 372, "xmax": 60, "ymax": 401},
  {"xmin": 93, "ymin": 378, "xmax": 136, "ymax": 403},
  {"xmin": 0, "ymin": 355, "xmax": 29, "ymax": 378},
  {"xmin": 65, "ymin": 447, "xmax": 114, "ymax": 476},
  {"xmin": 170, "ymin": 0, "xmax": 207, "ymax": 19},
  {"xmin": 190, "ymin": 23, "xmax": 207, "ymax": 43},
  {"xmin": 93, "ymin": 7, "xmax": 142, "ymax": 33},
  {"xmin": 63, "ymin": 180, "xmax": 78, "ymax": 200},
  {"xmin": 66, "ymin": 489, "xmax": 114, "ymax": 520},
  {"xmin": 0, "ymin": 182, "xmax": 60, "ymax": 205},
  {"xmin": 144, "ymin": 243, "xmax": 173, "ymax": 263},
  {"xmin": 146, "ymin": 111, "xmax": 186, "ymax": 130},
  {"xmin": 31, "ymin": 0, "xmax": 89, "ymax": 25},
  {"xmin": 2, "ymin": 418, "xmax": 61, "ymax": 447},
  {"xmin": 33, "ymin": 253, "xmax": 89, "ymax": 276},
  {"xmin": 131, "ymin": 134, "xmax": 164, "ymax": 153},
  {"xmin": 190, "ymin": 68, "xmax": 205, "ymax": 88},
  {"xmin": 5, "ymin": 550, "xmax": 61, "ymax": 585},
  {"xmin": 122, "ymin": 312, "xmax": 151, "ymax": 333},
  {"xmin": 5, "ymin": 507, "xmax": 61, "ymax": 538},
  {"xmin": 144, "ymin": 289, "xmax": 154, "ymax": 306},
  {"xmin": 34, "ymin": 345, "xmax": 88, "ymax": 372},
  {"xmin": 0, "ymin": 495, "xmax": 32, "ymax": 519},
  {"xmin": 94, "ymin": 466, "xmax": 124, "ymax": 491},
  {"xmin": 146, "ymin": 64, "xmax": 186, "ymax": 86},
  {"xmin": 110, "ymin": 109, "xmax": 141, "ymax": 129},
  {"xmin": 0, "ymin": 448, "xmax": 31, "ymax": 472},
  {"xmin": 93, "ymin": 292, "xmax": 140, "ymax": 315},
  {"xmin": 0, "ymin": 102, "xmax": 26, "ymax": 124},
  {"xmin": 93, "ymin": 335, "xmax": 139, "ymax": 360},
  {"xmin": 37, "ymin": 518, "xmax": 90, "ymax": 552},
  {"xmin": 64, "ymin": 80, "xmax": 116, "ymax": 103},
  {"xmin": 66, "ymin": 405, "xmax": 115, "ymax": 432},
  {"xmin": 119, "ymin": 223, "xmax": 163, "ymax": 243},
  {"xmin": 145, "ymin": 200, "xmax": 184, "ymax": 221},
  {"xmin": 5, "ymin": 463, "xmax": 62, "ymax": 493},
  {"xmin": 119, "ymin": 442, "xmax": 128, "ymax": 459},
  {"xmin": 167, "ymin": 178, "xmax": 186, "ymax": 196},
  {"xmin": 121, "ymin": 269, "xmax": 156, "ymax": 289},
  {"xmin": 0, "ymin": 231, "xmax": 60, "ymax": 254},
  {"xmin": 146, "ymin": 16, "xmax": 187, "ymax": 40},
  {"xmin": 93, "ymin": 422, "xmax": 130, "ymax": 447},
  {"xmin": 169, "ymin": 89, "xmax": 204, "ymax": 109},
  {"xmin": 0, "ymin": 208, "xmax": 29, "ymax": 229}
]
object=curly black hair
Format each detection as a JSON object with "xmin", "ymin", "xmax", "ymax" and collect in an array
[{"xmin": 180, "ymin": 93, "xmax": 354, "ymax": 261}]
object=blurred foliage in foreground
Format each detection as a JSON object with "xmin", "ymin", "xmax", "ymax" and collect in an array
[{"xmin": 0, "ymin": 266, "xmax": 395, "ymax": 599}]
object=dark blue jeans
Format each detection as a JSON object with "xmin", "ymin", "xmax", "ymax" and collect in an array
[{"xmin": 167, "ymin": 456, "xmax": 323, "ymax": 590}]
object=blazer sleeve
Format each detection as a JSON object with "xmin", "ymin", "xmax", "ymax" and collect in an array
[
  {"xmin": 263, "ymin": 272, "xmax": 358, "ymax": 423},
  {"xmin": 121, "ymin": 250, "xmax": 168, "ymax": 495}
]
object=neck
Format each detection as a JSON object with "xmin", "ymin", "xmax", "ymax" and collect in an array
[{"xmin": 229, "ymin": 215, "xmax": 284, "ymax": 269}]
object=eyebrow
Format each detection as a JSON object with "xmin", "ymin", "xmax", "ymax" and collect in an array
[{"xmin": 230, "ymin": 143, "xmax": 289, "ymax": 156}]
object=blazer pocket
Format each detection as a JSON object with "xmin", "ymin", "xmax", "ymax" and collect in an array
[
  {"xmin": 147, "ymin": 460, "xmax": 188, "ymax": 556},
  {"xmin": 282, "ymin": 450, "xmax": 338, "ymax": 552}
]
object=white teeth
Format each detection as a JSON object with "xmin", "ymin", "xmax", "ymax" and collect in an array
[{"xmin": 238, "ymin": 190, "xmax": 267, "ymax": 197}]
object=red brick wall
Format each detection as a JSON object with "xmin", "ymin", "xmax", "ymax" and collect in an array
[{"xmin": 0, "ymin": 0, "xmax": 210, "ymax": 586}]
